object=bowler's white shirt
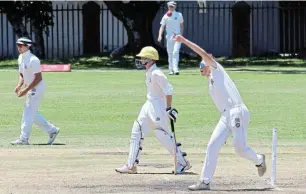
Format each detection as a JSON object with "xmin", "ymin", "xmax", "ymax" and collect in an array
[
  {"xmin": 160, "ymin": 11, "xmax": 183, "ymax": 37},
  {"xmin": 146, "ymin": 64, "xmax": 173, "ymax": 101},
  {"xmin": 18, "ymin": 50, "xmax": 45, "ymax": 88},
  {"xmin": 208, "ymin": 62, "xmax": 243, "ymax": 113}
]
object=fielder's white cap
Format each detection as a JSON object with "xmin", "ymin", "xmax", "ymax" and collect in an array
[
  {"xmin": 16, "ymin": 37, "xmax": 33, "ymax": 47},
  {"xmin": 167, "ymin": 1, "xmax": 177, "ymax": 6}
]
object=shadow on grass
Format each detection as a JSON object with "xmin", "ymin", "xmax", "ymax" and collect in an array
[
  {"xmin": 32, "ymin": 143, "xmax": 66, "ymax": 146},
  {"xmin": 214, "ymin": 187, "xmax": 275, "ymax": 192},
  {"xmin": 136, "ymin": 172, "xmax": 198, "ymax": 175},
  {"xmin": 229, "ymin": 68, "xmax": 306, "ymax": 74}
]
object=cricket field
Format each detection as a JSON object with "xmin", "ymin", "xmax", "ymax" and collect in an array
[{"xmin": 0, "ymin": 67, "xmax": 305, "ymax": 193}]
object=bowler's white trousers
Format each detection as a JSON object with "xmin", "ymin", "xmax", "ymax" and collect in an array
[
  {"xmin": 166, "ymin": 36, "xmax": 181, "ymax": 73},
  {"xmin": 200, "ymin": 104, "xmax": 263, "ymax": 184},
  {"xmin": 20, "ymin": 81, "xmax": 57, "ymax": 141}
]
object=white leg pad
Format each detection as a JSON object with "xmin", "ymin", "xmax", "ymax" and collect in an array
[
  {"xmin": 154, "ymin": 128, "xmax": 187, "ymax": 166},
  {"xmin": 127, "ymin": 121, "xmax": 144, "ymax": 169}
]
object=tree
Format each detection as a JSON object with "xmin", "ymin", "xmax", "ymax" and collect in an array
[
  {"xmin": 103, "ymin": 1, "xmax": 166, "ymax": 57},
  {"xmin": 0, "ymin": 1, "xmax": 53, "ymax": 58}
]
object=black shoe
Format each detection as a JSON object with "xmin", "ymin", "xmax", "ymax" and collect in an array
[{"xmin": 174, "ymin": 72, "xmax": 180, "ymax": 75}]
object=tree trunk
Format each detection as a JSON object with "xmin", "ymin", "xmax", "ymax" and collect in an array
[
  {"xmin": 32, "ymin": 26, "xmax": 45, "ymax": 58},
  {"xmin": 104, "ymin": 1, "xmax": 167, "ymax": 58},
  {"xmin": 5, "ymin": 13, "xmax": 29, "ymax": 38}
]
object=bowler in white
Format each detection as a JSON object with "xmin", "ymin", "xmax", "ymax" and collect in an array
[
  {"xmin": 158, "ymin": 1, "xmax": 184, "ymax": 75},
  {"xmin": 172, "ymin": 35, "xmax": 267, "ymax": 191},
  {"xmin": 11, "ymin": 37, "xmax": 60, "ymax": 145}
]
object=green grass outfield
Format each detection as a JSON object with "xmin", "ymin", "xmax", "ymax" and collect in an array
[
  {"xmin": 0, "ymin": 65, "xmax": 305, "ymax": 148},
  {"xmin": 1, "ymin": 58, "xmax": 306, "ymax": 193}
]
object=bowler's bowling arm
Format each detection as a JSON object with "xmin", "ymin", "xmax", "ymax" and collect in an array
[{"xmin": 181, "ymin": 37, "xmax": 217, "ymax": 69}]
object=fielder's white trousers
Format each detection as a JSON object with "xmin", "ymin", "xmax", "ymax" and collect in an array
[
  {"xmin": 200, "ymin": 104, "xmax": 263, "ymax": 184},
  {"xmin": 20, "ymin": 81, "xmax": 57, "ymax": 141},
  {"xmin": 166, "ymin": 36, "xmax": 181, "ymax": 73}
]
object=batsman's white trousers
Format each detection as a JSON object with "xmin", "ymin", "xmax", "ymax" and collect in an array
[
  {"xmin": 127, "ymin": 99, "xmax": 187, "ymax": 168},
  {"xmin": 200, "ymin": 104, "xmax": 263, "ymax": 184},
  {"xmin": 136, "ymin": 100, "xmax": 168, "ymax": 134},
  {"xmin": 166, "ymin": 37, "xmax": 181, "ymax": 73},
  {"xmin": 20, "ymin": 81, "xmax": 57, "ymax": 141}
]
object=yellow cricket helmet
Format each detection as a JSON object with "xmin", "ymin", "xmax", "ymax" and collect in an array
[{"xmin": 136, "ymin": 46, "xmax": 159, "ymax": 60}]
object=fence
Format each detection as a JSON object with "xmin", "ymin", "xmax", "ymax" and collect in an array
[
  {"xmin": 0, "ymin": 1, "xmax": 128, "ymax": 59},
  {"xmin": 0, "ymin": 1, "xmax": 306, "ymax": 59}
]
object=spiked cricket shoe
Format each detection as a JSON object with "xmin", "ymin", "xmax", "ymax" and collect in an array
[
  {"xmin": 256, "ymin": 154, "xmax": 267, "ymax": 177},
  {"xmin": 173, "ymin": 160, "xmax": 192, "ymax": 174},
  {"xmin": 115, "ymin": 165, "xmax": 137, "ymax": 174},
  {"xmin": 188, "ymin": 181, "xmax": 210, "ymax": 191},
  {"xmin": 11, "ymin": 138, "xmax": 29, "ymax": 145},
  {"xmin": 47, "ymin": 128, "xmax": 60, "ymax": 145}
]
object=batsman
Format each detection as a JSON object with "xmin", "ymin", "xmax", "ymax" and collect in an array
[{"xmin": 115, "ymin": 46, "xmax": 191, "ymax": 174}]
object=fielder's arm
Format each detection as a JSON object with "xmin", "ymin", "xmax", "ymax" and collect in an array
[
  {"xmin": 24, "ymin": 59, "xmax": 42, "ymax": 92},
  {"xmin": 180, "ymin": 22, "xmax": 184, "ymax": 36},
  {"xmin": 179, "ymin": 13, "xmax": 184, "ymax": 35},
  {"xmin": 176, "ymin": 35, "xmax": 216, "ymax": 69},
  {"xmin": 158, "ymin": 15, "xmax": 167, "ymax": 42},
  {"xmin": 16, "ymin": 73, "xmax": 24, "ymax": 88},
  {"xmin": 24, "ymin": 72, "xmax": 42, "ymax": 92},
  {"xmin": 158, "ymin": 25, "xmax": 165, "ymax": 42}
]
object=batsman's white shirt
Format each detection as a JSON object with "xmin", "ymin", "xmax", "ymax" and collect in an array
[
  {"xmin": 208, "ymin": 62, "xmax": 243, "ymax": 112},
  {"xmin": 146, "ymin": 64, "xmax": 173, "ymax": 101}
]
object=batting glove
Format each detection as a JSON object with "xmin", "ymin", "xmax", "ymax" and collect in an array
[{"xmin": 166, "ymin": 107, "xmax": 178, "ymax": 122}]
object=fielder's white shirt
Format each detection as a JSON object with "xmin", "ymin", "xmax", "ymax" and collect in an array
[
  {"xmin": 146, "ymin": 64, "xmax": 173, "ymax": 101},
  {"xmin": 160, "ymin": 11, "xmax": 184, "ymax": 38},
  {"xmin": 208, "ymin": 62, "xmax": 243, "ymax": 113},
  {"xmin": 18, "ymin": 50, "xmax": 45, "ymax": 88}
]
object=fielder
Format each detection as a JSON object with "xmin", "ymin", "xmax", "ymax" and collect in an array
[
  {"xmin": 11, "ymin": 37, "xmax": 60, "ymax": 145},
  {"xmin": 115, "ymin": 46, "xmax": 191, "ymax": 174},
  {"xmin": 158, "ymin": 1, "xmax": 184, "ymax": 75},
  {"xmin": 172, "ymin": 35, "xmax": 267, "ymax": 191}
]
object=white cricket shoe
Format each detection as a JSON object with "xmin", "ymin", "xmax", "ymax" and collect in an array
[
  {"xmin": 115, "ymin": 164, "xmax": 137, "ymax": 174},
  {"xmin": 173, "ymin": 160, "xmax": 192, "ymax": 174},
  {"xmin": 168, "ymin": 71, "xmax": 174, "ymax": 75},
  {"xmin": 256, "ymin": 154, "xmax": 266, "ymax": 177},
  {"xmin": 11, "ymin": 138, "xmax": 29, "ymax": 145},
  {"xmin": 188, "ymin": 181, "xmax": 210, "ymax": 191},
  {"xmin": 47, "ymin": 128, "xmax": 60, "ymax": 145}
]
